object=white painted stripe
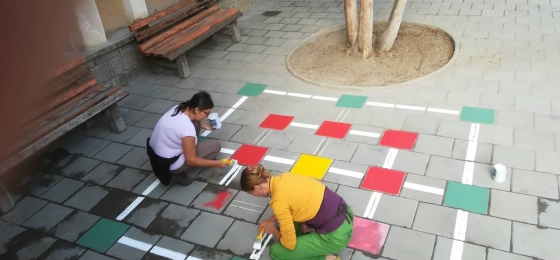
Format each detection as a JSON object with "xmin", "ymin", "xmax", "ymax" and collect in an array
[
  {"xmin": 462, "ymin": 161, "xmax": 474, "ymax": 185},
  {"xmin": 232, "ymin": 96, "xmax": 249, "ymax": 109},
  {"xmin": 230, "ymin": 205, "xmax": 262, "ymax": 213},
  {"xmin": 263, "ymin": 89, "xmax": 287, "ymax": 95},
  {"xmin": 289, "ymin": 122, "xmax": 319, "ymax": 129},
  {"xmin": 450, "ymin": 240, "xmax": 465, "ymax": 260},
  {"xmin": 142, "ymin": 180, "xmax": 160, "ymax": 196},
  {"xmin": 220, "ymin": 148, "xmax": 236, "ymax": 154},
  {"xmin": 403, "ymin": 182, "xmax": 444, "ymax": 195},
  {"xmin": 201, "ymin": 96, "xmax": 248, "ymax": 137},
  {"xmin": 340, "ymin": 109, "xmax": 350, "ymax": 121},
  {"xmin": 150, "ymin": 246, "xmax": 187, "ymax": 260},
  {"xmin": 220, "ymin": 109, "xmax": 235, "ymax": 122},
  {"xmin": 312, "ymin": 96, "xmax": 337, "ymax": 101},
  {"xmin": 186, "ymin": 257, "xmax": 203, "ymax": 260},
  {"xmin": 250, "ymin": 234, "xmax": 273, "ymax": 260},
  {"xmin": 427, "ymin": 107, "xmax": 460, "ymax": 115},
  {"xmin": 364, "ymin": 192, "xmax": 382, "ymax": 219},
  {"xmin": 349, "ymin": 130, "xmax": 381, "ymax": 138},
  {"xmin": 219, "ymin": 164, "xmax": 241, "ymax": 185},
  {"xmin": 314, "ymin": 138, "xmax": 326, "ymax": 155},
  {"xmin": 383, "ymin": 148, "xmax": 398, "ymax": 169},
  {"xmin": 253, "ymin": 129, "xmax": 268, "ymax": 144},
  {"xmin": 453, "ymin": 210, "xmax": 468, "ymax": 241},
  {"xmin": 395, "ymin": 104, "xmax": 426, "ymax": 111},
  {"xmin": 225, "ymin": 166, "xmax": 242, "ymax": 186},
  {"xmin": 468, "ymin": 123, "xmax": 480, "ymax": 141},
  {"xmin": 256, "ymin": 130, "xmax": 272, "ymax": 145},
  {"xmin": 317, "ymin": 138, "xmax": 330, "ymax": 155},
  {"xmin": 116, "ymin": 197, "xmax": 144, "ymax": 221},
  {"xmin": 328, "ymin": 167, "xmax": 364, "ymax": 179},
  {"xmin": 263, "ymin": 155, "xmax": 295, "ymax": 165},
  {"xmin": 233, "ymin": 200, "xmax": 266, "ymax": 208},
  {"xmin": 287, "ymin": 92, "xmax": 312, "ymax": 98},
  {"xmin": 366, "ymin": 101, "xmax": 395, "ymax": 108},
  {"xmin": 117, "ymin": 236, "xmax": 152, "ymax": 251},
  {"xmin": 465, "ymin": 141, "xmax": 478, "ymax": 162}
]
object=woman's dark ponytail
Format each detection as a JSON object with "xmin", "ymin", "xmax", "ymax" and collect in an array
[{"xmin": 171, "ymin": 91, "xmax": 214, "ymax": 117}]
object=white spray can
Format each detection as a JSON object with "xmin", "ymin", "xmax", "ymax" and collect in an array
[
  {"xmin": 208, "ymin": 113, "xmax": 222, "ymax": 129},
  {"xmin": 492, "ymin": 163, "xmax": 507, "ymax": 183}
]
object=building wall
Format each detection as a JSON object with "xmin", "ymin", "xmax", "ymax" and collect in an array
[
  {"xmin": 96, "ymin": 0, "xmax": 129, "ymax": 34},
  {"xmin": 87, "ymin": 40, "xmax": 147, "ymax": 87}
]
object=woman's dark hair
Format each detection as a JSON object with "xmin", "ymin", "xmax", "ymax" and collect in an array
[{"xmin": 172, "ymin": 91, "xmax": 214, "ymax": 116}]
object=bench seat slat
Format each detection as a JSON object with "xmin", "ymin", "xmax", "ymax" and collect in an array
[{"xmin": 129, "ymin": 0, "xmax": 197, "ymax": 32}]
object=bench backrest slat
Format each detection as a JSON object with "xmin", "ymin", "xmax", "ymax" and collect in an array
[{"xmin": 129, "ymin": 0, "xmax": 198, "ymax": 32}]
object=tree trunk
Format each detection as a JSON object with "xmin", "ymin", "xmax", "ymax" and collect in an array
[
  {"xmin": 344, "ymin": 0, "xmax": 358, "ymax": 48},
  {"xmin": 375, "ymin": 0, "xmax": 407, "ymax": 52},
  {"xmin": 357, "ymin": 0, "xmax": 374, "ymax": 59}
]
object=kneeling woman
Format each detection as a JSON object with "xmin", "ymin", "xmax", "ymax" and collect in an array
[
  {"xmin": 240, "ymin": 165, "xmax": 353, "ymax": 260},
  {"xmin": 147, "ymin": 91, "xmax": 228, "ymax": 186}
]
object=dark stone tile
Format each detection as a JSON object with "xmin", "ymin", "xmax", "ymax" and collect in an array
[
  {"xmin": 49, "ymin": 211, "xmax": 100, "ymax": 242},
  {"xmin": 22, "ymin": 203, "xmax": 74, "ymax": 232},
  {"xmin": 36, "ymin": 239, "xmax": 86, "ymax": 260},
  {"xmin": 40, "ymin": 178, "xmax": 84, "ymax": 203},
  {"xmin": 148, "ymin": 204, "xmax": 200, "ymax": 238},
  {"xmin": 89, "ymin": 189, "xmax": 139, "ymax": 219},
  {"xmin": 0, "ymin": 229, "xmax": 56, "ymax": 260}
]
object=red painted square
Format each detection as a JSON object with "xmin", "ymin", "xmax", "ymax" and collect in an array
[
  {"xmin": 361, "ymin": 166, "xmax": 406, "ymax": 195},
  {"xmin": 379, "ymin": 130, "xmax": 418, "ymax": 150},
  {"xmin": 348, "ymin": 217, "xmax": 389, "ymax": 254},
  {"xmin": 231, "ymin": 144, "xmax": 269, "ymax": 166},
  {"xmin": 259, "ymin": 114, "xmax": 294, "ymax": 130},
  {"xmin": 315, "ymin": 121, "xmax": 352, "ymax": 139}
]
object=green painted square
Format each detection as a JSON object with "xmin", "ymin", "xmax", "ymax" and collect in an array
[
  {"xmin": 199, "ymin": 137, "xmax": 209, "ymax": 142},
  {"xmin": 336, "ymin": 94, "xmax": 368, "ymax": 109},
  {"xmin": 76, "ymin": 218, "xmax": 129, "ymax": 252},
  {"xmin": 232, "ymin": 257, "xmax": 247, "ymax": 260},
  {"xmin": 460, "ymin": 106, "xmax": 495, "ymax": 124},
  {"xmin": 443, "ymin": 182, "xmax": 489, "ymax": 214},
  {"xmin": 237, "ymin": 83, "xmax": 267, "ymax": 97}
]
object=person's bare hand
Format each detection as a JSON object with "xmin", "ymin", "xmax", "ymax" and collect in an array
[
  {"xmin": 261, "ymin": 221, "xmax": 277, "ymax": 234},
  {"xmin": 201, "ymin": 122, "xmax": 217, "ymax": 131},
  {"xmin": 258, "ymin": 217, "xmax": 276, "ymax": 232},
  {"xmin": 215, "ymin": 160, "xmax": 228, "ymax": 169}
]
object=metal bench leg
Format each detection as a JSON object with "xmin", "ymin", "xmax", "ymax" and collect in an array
[
  {"xmin": 0, "ymin": 182, "xmax": 14, "ymax": 214},
  {"xmin": 228, "ymin": 20, "xmax": 242, "ymax": 43},
  {"xmin": 176, "ymin": 54, "xmax": 190, "ymax": 79},
  {"xmin": 104, "ymin": 104, "xmax": 127, "ymax": 133}
]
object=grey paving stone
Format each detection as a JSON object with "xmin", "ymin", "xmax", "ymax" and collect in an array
[
  {"xmin": 373, "ymin": 195, "xmax": 418, "ymax": 228},
  {"xmin": 207, "ymin": 123, "xmax": 242, "ymax": 141},
  {"xmin": 181, "ymin": 212, "xmax": 234, "ymax": 248},
  {"xmin": 142, "ymin": 99, "xmax": 175, "ymax": 114},
  {"xmin": 425, "ymin": 156, "xmax": 463, "ymax": 182},
  {"xmin": 341, "ymin": 109, "xmax": 374, "ymax": 126},
  {"xmin": 472, "ymin": 162, "xmax": 512, "ymax": 191},
  {"xmin": 323, "ymin": 160, "xmax": 368, "ymax": 187},
  {"xmin": 93, "ymin": 142, "xmax": 134, "ymax": 163},
  {"xmin": 121, "ymin": 95, "xmax": 154, "ymax": 110},
  {"xmin": 64, "ymin": 184, "xmax": 109, "ymax": 211},
  {"xmin": 447, "ymin": 91, "xmax": 480, "ymax": 107},
  {"xmin": 134, "ymin": 113, "xmax": 160, "ymax": 129},
  {"xmin": 436, "ymin": 120, "xmax": 472, "ymax": 140},
  {"xmin": 413, "ymin": 134, "xmax": 454, "ymax": 157},
  {"xmin": 106, "ymin": 227, "xmax": 161, "ymax": 260},
  {"xmin": 451, "ymin": 140, "xmax": 493, "ymax": 164},
  {"xmin": 490, "ymin": 190, "xmax": 537, "ymax": 224},
  {"xmin": 105, "ymin": 125, "xmax": 143, "ymax": 143},
  {"xmin": 25, "ymin": 174, "xmax": 63, "ymax": 197},
  {"xmin": 535, "ymin": 114, "xmax": 560, "ymax": 132},
  {"xmin": 188, "ymin": 246, "xmax": 233, "ymax": 260},
  {"xmin": 337, "ymin": 185, "xmax": 374, "ymax": 217},
  {"xmin": 259, "ymin": 149, "xmax": 300, "ymax": 173},
  {"xmin": 401, "ymin": 175, "xmax": 446, "ymax": 204},
  {"xmin": 64, "ymin": 136, "xmax": 111, "ymax": 158},
  {"xmin": 466, "ymin": 213, "xmax": 511, "ymax": 251},
  {"xmin": 191, "ymin": 185, "xmax": 237, "ymax": 213},
  {"xmin": 515, "ymin": 96, "xmax": 551, "ymax": 114},
  {"xmin": 40, "ymin": 178, "xmax": 84, "ymax": 203},
  {"xmin": 487, "ymin": 249, "xmax": 532, "ymax": 260},
  {"xmin": 160, "ymin": 181, "xmax": 207, "ymax": 207},
  {"xmin": 61, "ymin": 157, "xmax": 101, "ymax": 179},
  {"xmin": 116, "ymin": 147, "xmax": 149, "ymax": 168},
  {"xmin": 495, "ymin": 110, "xmax": 534, "ymax": 129},
  {"xmin": 492, "ymin": 145, "xmax": 535, "ymax": 171},
  {"xmin": 88, "ymin": 189, "xmax": 139, "ymax": 219},
  {"xmin": 512, "ymin": 168, "xmax": 559, "ymax": 199},
  {"xmin": 223, "ymin": 192, "xmax": 269, "ymax": 222},
  {"xmin": 477, "ymin": 124, "xmax": 513, "ymax": 146},
  {"xmin": 512, "ymin": 222, "xmax": 560, "ymax": 259},
  {"xmin": 21, "ymin": 202, "xmax": 72, "ymax": 232},
  {"xmin": 383, "ymin": 226, "xmax": 436, "ymax": 260},
  {"xmin": 148, "ymin": 204, "xmax": 200, "ymax": 238},
  {"xmin": 402, "ymin": 116, "xmax": 441, "ymax": 135},
  {"xmin": 50, "ymin": 210, "xmax": 100, "ymax": 242},
  {"xmin": 0, "ymin": 221, "xmax": 26, "ymax": 254},
  {"xmin": 144, "ymin": 236, "xmax": 194, "ymax": 260},
  {"xmin": 536, "ymin": 150, "xmax": 560, "ymax": 175},
  {"xmin": 352, "ymin": 251, "xmax": 389, "ymax": 260},
  {"xmin": 514, "ymin": 128, "xmax": 555, "ymax": 151},
  {"xmin": 369, "ymin": 113, "xmax": 407, "ymax": 130},
  {"xmin": 0, "ymin": 230, "xmax": 56, "ymax": 260},
  {"xmin": 81, "ymin": 162, "xmax": 124, "ymax": 185},
  {"xmin": 132, "ymin": 174, "xmax": 171, "ymax": 199},
  {"xmin": 257, "ymin": 130, "xmax": 297, "ymax": 150},
  {"xmin": 38, "ymin": 239, "xmax": 86, "ymax": 260},
  {"xmin": 169, "ymin": 89, "xmax": 199, "ymax": 102},
  {"xmin": 413, "ymin": 203, "xmax": 456, "ymax": 238},
  {"xmin": 230, "ymin": 126, "xmax": 267, "ymax": 144},
  {"xmin": 318, "ymin": 139, "xmax": 359, "ymax": 162},
  {"xmin": 433, "ymin": 237, "xmax": 486, "ymax": 260},
  {"xmin": 125, "ymin": 199, "xmax": 168, "ymax": 228},
  {"xmin": 126, "ymin": 128, "xmax": 153, "ymax": 148},
  {"xmin": 350, "ymin": 144, "xmax": 389, "ymax": 167},
  {"xmin": 391, "ymin": 150, "xmax": 431, "ymax": 176},
  {"xmin": 217, "ymin": 220, "xmax": 258, "ymax": 256},
  {"xmin": 286, "ymin": 134, "xmax": 325, "ymax": 155},
  {"xmin": 538, "ymin": 198, "xmax": 560, "ymax": 229},
  {"xmin": 106, "ymin": 168, "xmax": 150, "ymax": 191},
  {"xmin": 479, "ymin": 93, "xmax": 515, "ymax": 110}
]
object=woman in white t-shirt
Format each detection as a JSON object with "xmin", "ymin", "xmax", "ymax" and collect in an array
[{"xmin": 147, "ymin": 91, "xmax": 228, "ymax": 186}]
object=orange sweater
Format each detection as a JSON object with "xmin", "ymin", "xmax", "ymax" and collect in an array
[{"xmin": 269, "ymin": 173, "xmax": 325, "ymax": 250}]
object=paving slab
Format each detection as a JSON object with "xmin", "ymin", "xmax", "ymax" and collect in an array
[
  {"xmin": 412, "ymin": 203, "xmax": 456, "ymax": 238},
  {"xmin": 372, "ymin": 194, "xmax": 418, "ymax": 228},
  {"xmin": 259, "ymin": 148, "xmax": 299, "ymax": 173},
  {"xmin": 126, "ymin": 128, "xmax": 153, "ymax": 147},
  {"xmin": 191, "ymin": 184, "xmax": 237, "ymax": 213},
  {"xmin": 477, "ymin": 124, "xmax": 513, "ymax": 146},
  {"xmin": 512, "ymin": 168, "xmax": 559, "ymax": 199},
  {"xmin": 217, "ymin": 220, "xmax": 258, "ymax": 256},
  {"xmin": 425, "ymin": 156, "xmax": 464, "ymax": 182},
  {"xmin": 49, "ymin": 211, "xmax": 100, "ymax": 242},
  {"xmin": 143, "ymin": 236, "xmax": 194, "ymax": 260},
  {"xmin": 451, "ymin": 140, "xmax": 493, "ymax": 164},
  {"xmin": 40, "ymin": 178, "xmax": 84, "ymax": 203},
  {"xmin": 187, "ymin": 246, "xmax": 233, "ymax": 260},
  {"xmin": 64, "ymin": 136, "xmax": 111, "ymax": 158},
  {"xmin": 0, "ymin": 229, "xmax": 56, "ymax": 260},
  {"xmin": 0, "ymin": 221, "xmax": 26, "ymax": 254},
  {"xmin": 285, "ymin": 134, "xmax": 325, "ymax": 155},
  {"xmin": 117, "ymin": 147, "xmax": 150, "ymax": 168},
  {"xmin": 148, "ymin": 204, "xmax": 200, "ymax": 238},
  {"xmin": 402, "ymin": 115, "xmax": 441, "ymax": 135},
  {"xmin": 1, "ymin": 197, "xmax": 48, "ymax": 225},
  {"xmin": 336, "ymin": 186, "xmax": 374, "ymax": 217},
  {"xmin": 492, "ymin": 145, "xmax": 535, "ymax": 171},
  {"xmin": 22, "ymin": 203, "xmax": 73, "ymax": 232},
  {"xmin": 124, "ymin": 198, "xmax": 168, "ymax": 228},
  {"xmin": 24, "ymin": 174, "xmax": 63, "ymax": 197},
  {"xmin": 81, "ymin": 162, "xmax": 124, "ymax": 185},
  {"xmin": 350, "ymin": 144, "xmax": 389, "ymax": 167},
  {"xmin": 490, "ymin": 190, "xmax": 537, "ymax": 224},
  {"xmin": 230, "ymin": 126, "xmax": 268, "ymax": 144},
  {"xmin": 181, "ymin": 212, "xmax": 234, "ymax": 248},
  {"xmin": 106, "ymin": 168, "xmax": 150, "ymax": 191},
  {"xmin": 413, "ymin": 134, "xmax": 454, "ymax": 157},
  {"xmin": 466, "ymin": 213, "xmax": 511, "ymax": 251},
  {"xmin": 323, "ymin": 160, "xmax": 367, "ymax": 187},
  {"xmin": 472, "ymin": 162, "xmax": 512, "ymax": 191},
  {"xmin": 159, "ymin": 181, "xmax": 207, "ymax": 207},
  {"xmin": 487, "ymin": 249, "xmax": 532, "ymax": 260},
  {"xmin": 348, "ymin": 217, "xmax": 389, "ymax": 255},
  {"xmin": 76, "ymin": 218, "xmax": 129, "ymax": 253},
  {"xmin": 93, "ymin": 142, "xmax": 134, "ymax": 163},
  {"xmin": 432, "ymin": 237, "xmax": 486, "ymax": 260},
  {"xmin": 64, "ymin": 184, "xmax": 110, "ymax": 211},
  {"xmin": 391, "ymin": 150, "xmax": 430, "ymax": 176},
  {"xmin": 79, "ymin": 250, "xmax": 117, "ymax": 260},
  {"xmin": 444, "ymin": 182, "xmax": 489, "ymax": 214},
  {"xmin": 257, "ymin": 130, "xmax": 297, "ymax": 150},
  {"xmin": 37, "ymin": 239, "xmax": 86, "ymax": 260},
  {"xmin": 535, "ymin": 150, "xmax": 560, "ymax": 175},
  {"xmin": 351, "ymin": 252, "xmax": 389, "ymax": 260},
  {"xmin": 382, "ymin": 226, "xmax": 436, "ymax": 260},
  {"xmin": 224, "ymin": 192, "xmax": 269, "ymax": 222},
  {"xmin": 61, "ymin": 157, "xmax": 101, "ymax": 179},
  {"xmin": 538, "ymin": 198, "xmax": 560, "ymax": 229},
  {"xmin": 89, "ymin": 189, "xmax": 139, "ymax": 219},
  {"xmin": 514, "ymin": 128, "xmax": 556, "ymax": 151},
  {"xmin": 106, "ymin": 227, "xmax": 161, "ymax": 260},
  {"xmin": 401, "ymin": 175, "xmax": 446, "ymax": 204},
  {"xmin": 436, "ymin": 119, "xmax": 472, "ymax": 140},
  {"xmin": 131, "ymin": 174, "xmax": 171, "ymax": 199},
  {"xmin": 512, "ymin": 222, "xmax": 560, "ymax": 259}
]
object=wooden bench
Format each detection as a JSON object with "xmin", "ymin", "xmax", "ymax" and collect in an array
[
  {"xmin": 128, "ymin": 0, "xmax": 243, "ymax": 78},
  {"xmin": 0, "ymin": 54, "xmax": 130, "ymax": 213}
]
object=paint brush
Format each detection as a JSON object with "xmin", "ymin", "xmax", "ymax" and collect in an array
[{"xmin": 253, "ymin": 228, "xmax": 264, "ymax": 250}]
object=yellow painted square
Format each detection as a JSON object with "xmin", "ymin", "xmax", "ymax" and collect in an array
[{"xmin": 291, "ymin": 154, "xmax": 332, "ymax": 179}]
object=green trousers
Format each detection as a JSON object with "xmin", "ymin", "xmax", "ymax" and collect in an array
[{"xmin": 269, "ymin": 208, "xmax": 353, "ymax": 260}]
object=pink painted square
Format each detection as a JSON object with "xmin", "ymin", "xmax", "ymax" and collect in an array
[{"xmin": 348, "ymin": 216, "xmax": 389, "ymax": 254}]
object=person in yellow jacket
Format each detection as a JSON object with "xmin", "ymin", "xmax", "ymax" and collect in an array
[{"xmin": 240, "ymin": 164, "xmax": 353, "ymax": 260}]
